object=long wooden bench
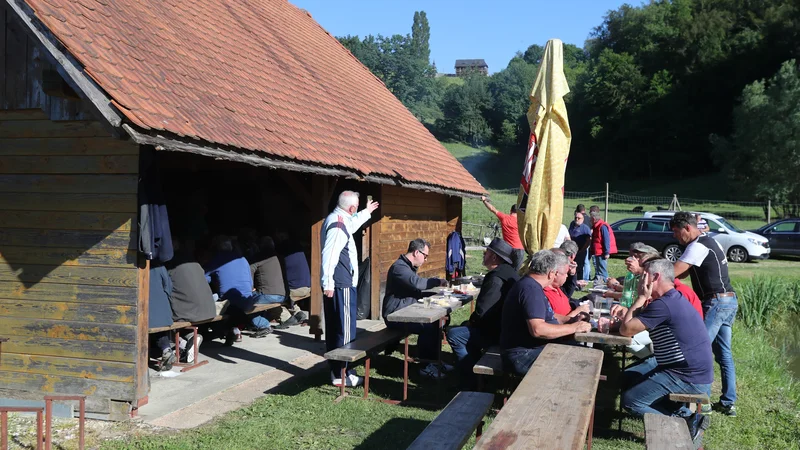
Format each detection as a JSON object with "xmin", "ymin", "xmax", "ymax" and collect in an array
[
  {"xmin": 406, "ymin": 391, "xmax": 495, "ymax": 450},
  {"xmin": 323, "ymin": 327, "xmax": 408, "ymax": 402},
  {"xmin": 669, "ymin": 393, "xmax": 710, "ymax": 414},
  {"xmin": 644, "ymin": 413, "xmax": 694, "ymax": 449},
  {"xmin": 148, "ymin": 303, "xmax": 283, "ymax": 371},
  {"xmin": 473, "ymin": 344, "xmax": 604, "ymax": 450}
]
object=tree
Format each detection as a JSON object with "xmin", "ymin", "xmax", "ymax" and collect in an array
[
  {"xmin": 487, "ymin": 57, "xmax": 537, "ymax": 148},
  {"xmin": 715, "ymin": 60, "xmax": 800, "ymax": 205},
  {"xmin": 438, "ymin": 74, "xmax": 493, "ymax": 146},
  {"xmin": 411, "ymin": 11, "xmax": 431, "ymax": 62}
]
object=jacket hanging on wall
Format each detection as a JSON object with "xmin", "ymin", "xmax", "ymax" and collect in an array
[
  {"xmin": 139, "ymin": 147, "xmax": 174, "ymax": 263},
  {"xmin": 446, "ymin": 231, "xmax": 466, "ymax": 278}
]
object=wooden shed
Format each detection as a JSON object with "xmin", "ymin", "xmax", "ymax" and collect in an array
[{"xmin": 0, "ymin": 0, "xmax": 484, "ymax": 419}]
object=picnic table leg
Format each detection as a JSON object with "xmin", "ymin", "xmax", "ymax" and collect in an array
[
  {"xmin": 403, "ymin": 330, "xmax": 410, "ymax": 402},
  {"xmin": 587, "ymin": 396, "xmax": 597, "ymax": 450},
  {"xmin": 363, "ymin": 357, "xmax": 371, "ymax": 400},
  {"xmin": 2, "ymin": 411, "xmax": 8, "ymax": 450},
  {"xmin": 335, "ymin": 367, "xmax": 347, "ymax": 403}
]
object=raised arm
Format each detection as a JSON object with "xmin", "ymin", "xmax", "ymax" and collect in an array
[{"xmin": 481, "ymin": 196, "xmax": 500, "ymax": 216}]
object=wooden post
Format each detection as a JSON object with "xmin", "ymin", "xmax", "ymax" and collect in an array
[
  {"xmin": 767, "ymin": 199, "xmax": 772, "ymax": 224},
  {"xmin": 369, "ymin": 186, "xmax": 383, "ymax": 320},
  {"xmin": 604, "ymin": 183, "xmax": 609, "ymax": 223},
  {"xmin": 310, "ymin": 176, "xmax": 337, "ymax": 341},
  {"xmin": 135, "ymin": 255, "xmax": 150, "ymax": 401}
]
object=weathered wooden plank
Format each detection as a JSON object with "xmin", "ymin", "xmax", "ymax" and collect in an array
[
  {"xmin": 0, "ymin": 192, "xmax": 137, "ymax": 212},
  {"xmin": 0, "ymin": 228, "xmax": 136, "ymax": 250},
  {"xmin": 382, "ymin": 194, "xmax": 445, "ymax": 209},
  {"xmin": 0, "ymin": 120, "xmax": 108, "ymax": 138},
  {"xmin": 134, "ymin": 256, "xmax": 149, "ymax": 401},
  {"xmin": 3, "ymin": 8, "xmax": 28, "ymax": 109},
  {"xmin": 0, "ymin": 262, "xmax": 138, "ymax": 287},
  {"xmin": 0, "ymin": 137, "xmax": 138, "ymax": 155},
  {"xmin": 0, "ymin": 281, "xmax": 137, "ymax": 305},
  {"xmin": 0, "ymin": 317, "xmax": 136, "ymax": 343},
  {"xmin": 26, "ymin": 39, "xmax": 44, "ymax": 109},
  {"xmin": 474, "ymin": 344, "xmax": 603, "ymax": 450},
  {"xmin": 0, "ymin": 211, "xmax": 132, "ymax": 231},
  {"xmin": 380, "ymin": 221, "xmax": 453, "ymax": 233},
  {"xmin": 323, "ymin": 328, "xmax": 407, "ymax": 362},
  {"xmin": 0, "ymin": 155, "xmax": 139, "ymax": 174},
  {"xmin": 407, "ymin": 392, "xmax": 495, "ymax": 450},
  {"xmin": 2, "ymin": 336, "xmax": 136, "ymax": 363},
  {"xmin": 0, "ymin": 353, "xmax": 135, "ymax": 383},
  {"xmin": 473, "ymin": 346, "xmax": 503, "ymax": 376},
  {"xmin": 574, "ymin": 331, "xmax": 632, "ymax": 346},
  {"xmin": 0, "ymin": 5, "xmax": 6, "ymax": 109},
  {"xmin": 378, "ymin": 229, "xmax": 454, "ymax": 243},
  {"xmin": 0, "ymin": 370, "xmax": 135, "ymax": 401},
  {"xmin": 0, "ymin": 299, "xmax": 135, "ymax": 324},
  {"xmin": 382, "ymin": 205, "xmax": 446, "ymax": 218},
  {"xmin": 0, "ymin": 246, "xmax": 136, "ymax": 267},
  {"xmin": 383, "ymin": 185, "xmax": 444, "ymax": 200},
  {"xmin": 644, "ymin": 413, "xmax": 695, "ymax": 450},
  {"xmin": 0, "ymin": 110, "xmax": 48, "ymax": 121},
  {"xmin": 0, "ymin": 174, "xmax": 137, "ymax": 193}
]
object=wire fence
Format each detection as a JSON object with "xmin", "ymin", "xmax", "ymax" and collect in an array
[{"xmin": 462, "ymin": 189, "xmax": 800, "ymax": 245}]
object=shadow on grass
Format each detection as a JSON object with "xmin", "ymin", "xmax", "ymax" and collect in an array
[{"xmin": 352, "ymin": 417, "xmax": 430, "ymax": 450}]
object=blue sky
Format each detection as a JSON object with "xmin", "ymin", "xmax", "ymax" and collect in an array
[{"xmin": 290, "ymin": 0, "xmax": 633, "ymax": 74}]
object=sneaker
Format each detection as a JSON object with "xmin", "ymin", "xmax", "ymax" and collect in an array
[
  {"xmin": 700, "ymin": 403, "xmax": 712, "ymax": 415},
  {"xmin": 252, "ymin": 327, "xmax": 272, "ymax": 338},
  {"xmin": 713, "ymin": 402, "xmax": 737, "ymax": 417},
  {"xmin": 685, "ymin": 412, "xmax": 710, "ymax": 449},
  {"xmin": 275, "ymin": 315, "xmax": 299, "ymax": 330},
  {"xmin": 293, "ymin": 310, "xmax": 309, "ymax": 322},
  {"xmin": 184, "ymin": 333, "xmax": 203, "ymax": 364},
  {"xmin": 419, "ymin": 363, "xmax": 446, "ymax": 379},
  {"xmin": 331, "ymin": 374, "xmax": 364, "ymax": 387},
  {"xmin": 159, "ymin": 348, "xmax": 176, "ymax": 371}
]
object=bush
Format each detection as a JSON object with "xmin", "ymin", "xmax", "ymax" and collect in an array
[{"xmin": 733, "ymin": 276, "xmax": 791, "ymax": 328}]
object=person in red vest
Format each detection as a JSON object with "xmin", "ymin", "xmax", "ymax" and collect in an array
[
  {"xmin": 589, "ymin": 211, "xmax": 617, "ymax": 281},
  {"xmin": 481, "ymin": 196, "xmax": 525, "ymax": 271}
]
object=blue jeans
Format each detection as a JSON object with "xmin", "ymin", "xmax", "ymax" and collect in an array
[
  {"xmin": 502, "ymin": 346, "xmax": 545, "ymax": 376},
  {"xmin": 704, "ymin": 294, "xmax": 738, "ymax": 406},
  {"xmin": 228, "ymin": 293, "xmax": 284, "ymax": 330},
  {"xmin": 622, "ymin": 368, "xmax": 711, "ymax": 417},
  {"xmin": 446, "ymin": 326, "xmax": 487, "ymax": 379},
  {"xmin": 593, "ymin": 255, "xmax": 608, "ymax": 281},
  {"xmin": 578, "ymin": 250, "xmax": 590, "ymax": 281},
  {"xmin": 387, "ymin": 322, "xmax": 440, "ymax": 360}
]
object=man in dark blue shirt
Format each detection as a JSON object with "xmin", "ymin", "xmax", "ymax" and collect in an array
[
  {"xmin": 617, "ymin": 258, "xmax": 713, "ymax": 447},
  {"xmin": 499, "ymin": 250, "xmax": 591, "ymax": 376},
  {"xmin": 569, "ymin": 210, "xmax": 592, "ymax": 281}
]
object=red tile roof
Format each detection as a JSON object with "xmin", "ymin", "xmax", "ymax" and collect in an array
[{"xmin": 22, "ymin": 0, "xmax": 485, "ymax": 196}]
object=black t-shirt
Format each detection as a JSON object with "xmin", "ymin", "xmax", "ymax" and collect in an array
[
  {"xmin": 679, "ymin": 234, "xmax": 734, "ymax": 304},
  {"xmin": 499, "ymin": 276, "xmax": 559, "ymax": 352}
]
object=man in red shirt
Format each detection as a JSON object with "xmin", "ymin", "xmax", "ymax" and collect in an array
[{"xmin": 481, "ymin": 196, "xmax": 525, "ymax": 271}]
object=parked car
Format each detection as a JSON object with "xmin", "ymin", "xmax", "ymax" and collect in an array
[
  {"xmin": 610, "ymin": 218, "xmax": 684, "ymax": 262},
  {"xmin": 752, "ymin": 219, "xmax": 800, "ymax": 257},
  {"xmin": 643, "ymin": 211, "xmax": 770, "ymax": 262}
]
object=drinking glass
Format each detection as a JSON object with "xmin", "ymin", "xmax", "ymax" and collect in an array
[{"xmin": 423, "ymin": 297, "xmax": 431, "ymax": 308}]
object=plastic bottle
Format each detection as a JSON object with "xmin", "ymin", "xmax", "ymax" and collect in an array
[{"xmin": 620, "ymin": 272, "xmax": 639, "ymax": 307}]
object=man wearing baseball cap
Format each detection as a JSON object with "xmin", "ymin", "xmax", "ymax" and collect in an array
[{"xmin": 446, "ymin": 238, "xmax": 520, "ymax": 388}]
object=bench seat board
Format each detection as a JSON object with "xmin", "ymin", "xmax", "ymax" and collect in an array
[
  {"xmin": 668, "ymin": 393, "xmax": 710, "ymax": 404},
  {"xmin": 407, "ymin": 391, "xmax": 494, "ymax": 450},
  {"xmin": 324, "ymin": 328, "xmax": 407, "ymax": 362},
  {"xmin": 474, "ymin": 344, "xmax": 603, "ymax": 450},
  {"xmin": 473, "ymin": 346, "xmax": 502, "ymax": 376},
  {"xmin": 644, "ymin": 413, "xmax": 694, "ymax": 449},
  {"xmin": 147, "ymin": 303, "xmax": 282, "ymax": 332}
]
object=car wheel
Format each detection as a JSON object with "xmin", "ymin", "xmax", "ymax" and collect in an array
[
  {"xmin": 727, "ymin": 245, "xmax": 748, "ymax": 263},
  {"xmin": 663, "ymin": 244, "xmax": 683, "ymax": 262}
]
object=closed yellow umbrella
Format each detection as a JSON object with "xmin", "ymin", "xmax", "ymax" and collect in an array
[{"xmin": 517, "ymin": 39, "xmax": 571, "ymax": 265}]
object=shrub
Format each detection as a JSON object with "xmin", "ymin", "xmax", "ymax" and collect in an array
[{"xmin": 733, "ymin": 276, "xmax": 789, "ymax": 328}]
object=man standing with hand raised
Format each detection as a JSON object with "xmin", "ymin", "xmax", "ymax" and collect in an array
[{"xmin": 321, "ymin": 191, "xmax": 379, "ymax": 388}]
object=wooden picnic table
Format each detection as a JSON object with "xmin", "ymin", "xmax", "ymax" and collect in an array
[
  {"xmin": 384, "ymin": 294, "xmax": 473, "ymax": 401},
  {"xmin": 474, "ymin": 344, "xmax": 604, "ymax": 450},
  {"xmin": 574, "ymin": 331, "xmax": 632, "ymax": 346}
]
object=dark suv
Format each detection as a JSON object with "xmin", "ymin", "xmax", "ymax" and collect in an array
[
  {"xmin": 610, "ymin": 218, "xmax": 684, "ymax": 262},
  {"xmin": 752, "ymin": 219, "xmax": 800, "ymax": 257}
]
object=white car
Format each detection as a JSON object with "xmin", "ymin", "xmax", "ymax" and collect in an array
[{"xmin": 642, "ymin": 211, "xmax": 770, "ymax": 262}]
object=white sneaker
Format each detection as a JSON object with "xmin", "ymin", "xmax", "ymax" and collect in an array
[
  {"xmin": 331, "ymin": 374, "xmax": 364, "ymax": 387},
  {"xmin": 419, "ymin": 363, "xmax": 446, "ymax": 379},
  {"xmin": 185, "ymin": 333, "xmax": 203, "ymax": 364}
]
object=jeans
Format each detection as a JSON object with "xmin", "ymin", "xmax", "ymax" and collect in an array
[
  {"xmin": 622, "ymin": 368, "xmax": 711, "ymax": 417},
  {"xmin": 577, "ymin": 250, "xmax": 590, "ymax": 281},
  {"xmin": 704, "ymin": 294, "xmax": 738, "ymax": 406},
  {"xmin": 593, "ymin": 255, "xmax": 608, "ymax": 281},
  {"xmin": 446, "ymin": 326, "xmax": 489, "ymax": 384},
  {"xmin": 228, "ymin": 293, "xmax": 284, "ymax": 330},
  {"xmin": 388, "ymin": 322, "xmax": 440, "ymax": 361},
  {"xmin": 502, "ymin": 346, "xmax": 546, "ymax": 376}
]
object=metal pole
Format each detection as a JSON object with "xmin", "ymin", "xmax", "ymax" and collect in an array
[
  {"xmin": 604, "ymin": 183, "xmax": 609, "ymax": 223},
  {"xmin": 767, "ymin": 199, "xmax": 772, "ymax": 224}
]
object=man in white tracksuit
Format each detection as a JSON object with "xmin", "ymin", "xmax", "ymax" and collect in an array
[{"xmin": 321, "ymin": 190, "xmax": 379, "ymax": 387}]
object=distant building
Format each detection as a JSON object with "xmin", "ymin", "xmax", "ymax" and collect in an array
[{"xmin": 455, "ymin": 59, "xmax": 488, "ymax": 76}]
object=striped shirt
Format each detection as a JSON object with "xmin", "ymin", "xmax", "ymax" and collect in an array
[{"xmin": 637, "ymin": 289, "xmax": 714, "ymax": 385}]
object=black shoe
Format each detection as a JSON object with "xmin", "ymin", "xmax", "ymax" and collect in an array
[
  {"xmin": 252, "ymin": 327, "xmax": 273, "ymax": 338},
  {"xmin": 224, "ymin": 328, "xmax": 237, "ymax": 347},
  {"xmin": 712, "ymin": 402, "xmax": 736, "ymax": 416},
  {"xmin": 275, "ymin": 316, "xmax": 300, "ymax": 329},
  {"xmin": 685, "ymin": 412, "xmax": 710, "ymax": 449},
  {"xmin": 159, "ymin": 349, "xmax": 176, "ymax": 371}
]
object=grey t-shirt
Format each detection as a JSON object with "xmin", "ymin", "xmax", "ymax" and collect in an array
[{"xmin": 168, "ymin": 260, "xmax": 216, "ymax": 322}]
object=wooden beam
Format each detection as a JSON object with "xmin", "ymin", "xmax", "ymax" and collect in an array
[
  {"xmin": 277, "ymin": 171, "xmax": 314, "ymax": 210},
  {"xmin": 5, "ymin": 0, "xmax": 123, "ymax": 131},
  {"xmin": 369, "ymin": 186, "xmax": 382, "ymax": 319},
  {"xmin": 135, "ymin": 256, "xmax": 149, "ymax": 401}
]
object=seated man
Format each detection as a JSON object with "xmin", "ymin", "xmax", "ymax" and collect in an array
[
  {"xmin": 545, "ymin": 248, "xmax": 590, "ymax": 319},
  {"xmin": 500, "ymin": 250, "xmax": 592, "ymax": 376},
  {"xmin": 557, "ymin": 240, "xmax": 585, "ymax": 299},
  {"xmin": 446, "ymin": 238, "xmax": 520, "ymax": 386},
  {"xmin": 205, "ymin": 235, "xmax": 281, "ymax": 337},
  {"xmin": 617, "ymin": 259, "xmax": 713, "ymax": 446},
  {"xmin": 276, "ymin": 232, "xmax": 312, "ymax": 310},
  {"xmin": 382, "ymin": 239, "xmax": 450, "ymax": 379}
]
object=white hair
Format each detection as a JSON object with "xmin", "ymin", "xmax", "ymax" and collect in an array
[{"xmin": 337, "ymin": 191, "xmax": 360, "ymax": 210}]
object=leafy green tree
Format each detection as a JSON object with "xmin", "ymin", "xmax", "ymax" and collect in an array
[
  {"xmin": 487, "ymin": 57, "xmax": 537, "ymax": 148},
  {"xmin": 438, "ymin": 74, "xmax": 493, "ymax": 146},
  {"xmin": 411, "ymin": 11, "xmax": 431, "ymax": 62},
  {"xmin": 715, "ymin": 60, "xmax": 800, "ymax": 204}
]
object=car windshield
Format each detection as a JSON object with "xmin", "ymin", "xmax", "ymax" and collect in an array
[{"xmin": 717, "ymin": 217, "xmax": 744, "ymax": 233}]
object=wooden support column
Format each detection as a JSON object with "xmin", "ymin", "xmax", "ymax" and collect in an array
[
  {"xmin": 309, "ymin": 175, "xmax": 337, "ymax": 341},
  {"xmin": 369, "ymin": 186, "xmax": 383, "ymax": 319},
  {"xmin": 134, "ymin": 256, "xmax": 150, "ymax": 402}
]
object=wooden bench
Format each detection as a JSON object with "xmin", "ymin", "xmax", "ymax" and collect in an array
[
  {"xmin": 406, "ymin": 391, "xmax": 494, "ymax": 450},
  {"xmin": 323, "ymin": 327, "xmax": 408, "ymax": 402},
  {"xmin": 148, "ymin": 303, "xmax": 283, "ymax": 371},
  {"xmin": 474, "ymin": 344, "xmax": 604, "ymax": 450},
  {"xmin": 644, "ymin": 413, "xmax": 694, "ymax": 449},
  {"xmin": 669, "ymin": 393, "xmax": 710, "ymax": 414}
]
